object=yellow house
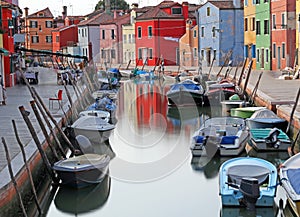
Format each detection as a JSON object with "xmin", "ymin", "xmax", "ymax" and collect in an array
[
  {"xmin": 296, "ymin": 0, "xmax": 300, "ymax": 68},
  {"xmin": 244, "ymin": 0, "xmax": 256, "ymax": 69},
  {"xmin": 122, "ymin": 9, "xmax": 136, "ymax": 67},
  {"xmin": 179, "ymin": 19, "xmax": 198, "ymax": 67}
]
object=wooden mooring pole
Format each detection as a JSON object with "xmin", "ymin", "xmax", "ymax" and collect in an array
[
  {"xmin": 11, "ymin": 120, "xmax": 42, "ymax": 215},
  {"xmin": 286, "ymin": 87, "xmax": 300, "ymax": 133},
  {"xmin": 18, "ymin": 106, "xmax": 58, "ymax": 183}
]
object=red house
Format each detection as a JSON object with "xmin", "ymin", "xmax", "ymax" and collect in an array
[
  {"xmin": 135, "ymin": 1, "xmax": 194, "ymax": 66},
  {"xmin": 52, "ymin": 25, "xmax": 79, "ymax": 53},
  {"xmin": 271, "ymin": 0, "xmax": 296, "ymax": 70}
]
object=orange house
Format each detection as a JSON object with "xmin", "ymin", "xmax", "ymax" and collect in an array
[{"xmin": 24, "ymin": 7, "xmax": 54, "ymax": 51}]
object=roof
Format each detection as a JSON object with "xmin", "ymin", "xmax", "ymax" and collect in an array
[
  {"xmin": 52, "ymin": 24, "xmax": 77, "ymax": 32},
  {"xmin": 101, "ymin": 13, "xmax": 131, "ymax": 25},
  {"xmin": 206, "ymin": 1, "xmax": 242, "ymax": 9},
  {"xmin": 78, "ymin": 12, "xmax": 113, "ymax": 26},
  {"xmin": 28, "ymin": 7, "xmax": 54, "ymax": 18}
]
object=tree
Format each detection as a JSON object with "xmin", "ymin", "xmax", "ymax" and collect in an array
[{"xmin": 95, "ymin": 0, "xmax": 129, "ymax": 11}]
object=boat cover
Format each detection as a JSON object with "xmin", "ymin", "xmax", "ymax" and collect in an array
[
  {"xmin": 204, "ymin": 117, "xmax": 245, "ymax": 127},
  {"xmin": 227, "ymin": 165, "xmax": 270, "ymax": 185},
  {"xmin": 170, "ymin": 80, "xmax": 203, "ymax": 92},
  {"xmin": 250, "ymin": 108, "xmax": 281, "ymax": 119},
  {"xmin": 250, "ymin": 128, "xmax": 290, "ymax": 140},
  {"xmin": 287, "ymin": 168, "xmax": 300, "ymax": 194}
]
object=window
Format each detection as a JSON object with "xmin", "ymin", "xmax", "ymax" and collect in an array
[
  {"xmin": 31, "ymin": 36, "xmax": 39, "ymax": 43},
  {"xmin": 266, "ymin": 49, "xmax": 269, "ymax": 63},
  {"xmin": 193, "ymin": 47, "xmax": 197, "ymax": 59},
  {"xmin": 128, "ymin": 34, "xmax": 132, "ymax": 43},
  {"xmin": 245, "ymin": 18, "xmax": 248, "ymax": 31},
  {"xmin": 123, "ymin": 34, "xmax": 127, "ymax": 43},
  {"xmin": 213, "ymin": 50, "xmax": 217, "ymax": 60},
  {"xmin": 212, "ymin": 27, "xmax": 216, "ymax": 37},
  {"xmin": 46, "ymin": 36, "xmax": 52, "ymax": 43},
  {"xmin": 148, "ymin": 26, "xmax": 153, "ymax": 38},
  {"xmin": 282, "ymin": 43, "xmax": 285, "ymax": 58},
  {"xmin": 82, "ymin": 29, "xmax": 84, "ymax": 37},
  {"xmin": 30, "ymin": 21, "xmax": 38, "ymax": 28},
  {"xmin": 245, "ymin": 0, "xmax": 248, "ymax": 6},
  {"xmin": 207, "ymin": 7, "xmax": 210, "ymax": 16},
  {"xmin": 272, "ymin": 14, "xmax": 276, "ymax": 29},
  {"xmin": 172, "ymin": 7, "xmax": 182, "ymax": 15},
  {"xmin": 101, "ymin": 49, "xmax": 105, "ymax": 58},
  {"xmin": 82, "ymin": 48, "xmax": 85, "ymax": 56},
  {"xmin": 138, "ymin": 27, "xmax": 142, "ymax": 39},
  {"xmin": 256, "ymin": 21, "xmax": 261, "ymax": 35},
  {"xmin": 193, "ymin": 29, "xmax": 197, "ymax": 38},
  {"xmin": 256, "ymin": 0, "xmax": 260, "ymax": 4},
  {"xmin": 78, "ymin": 29, "xmax": 80, "ymax": 35},
  {"xmin": 56, "ymin": 35, "xmax": 59, "ymax": 42},
  {"xmin": 264, "ymin": 20, "xmax": 269, "ymax": 34},
  {"xmin": 111, "ymin": 29, "xmax": 115, "ymax": 39},
  {"xmin": 201, "ymin": 49, "xmax": 204, "ymax": 59},
  {"xmin": 138, "ymin": 48, "xmax": 142, "ymax": 59},
  {"xmin": 111, "ymin": 49, "xmax": 116, "ymax": 58},
  {"xmin": 132, "ymin": 34, "xmax": 135, "ymax": 43},
  {"xmin": 149, "ymin": 48, "xmax": 153, "ymax": 59},
  {"xmin": 45, "ymin": 21, "xmax": 52, "ymax": 28},
  {"xmin": 201, "ymin": 26, "xmax": 204, "ymax": 37},
  {"xmin": 85, "ymin": 29, "xmax": 87, "ymax": 37},
  {"xmin": 102, "ymin": 30, "xmax": 105, "ymax": 39},
  {"xmin": 257, "ymin": 49, "xmax": 260, "ymax": 62},
  {"xmin": 38, "ymin": 13, "xmax": 44, "ymax": 17},
  {"xmin": 264, "ymin": 0, "xmax": 268, "ymax": 2},
  {"xmin": 273, "ymin": 44, "xmax": 276, "ymax": 58},
  {"xmin": 251, "ymin": 17, "xmax": 255, "ymax": 31},
  {"xmin": 281, "ymin": 13, "xmax": 286, "ymax": 29}
]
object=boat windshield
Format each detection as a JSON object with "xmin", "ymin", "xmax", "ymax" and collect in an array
[
  {"xmin": 204, "ymin": 117, "xmax": 245, "ymax": 127},
  {"xmin": 250, "ymin": 109, "xmax": 280, "ymax": 119}
]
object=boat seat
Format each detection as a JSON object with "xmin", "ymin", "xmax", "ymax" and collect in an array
[{"xmin": 202, "ymin": 127, "xmax": 217, "ymax": 136}]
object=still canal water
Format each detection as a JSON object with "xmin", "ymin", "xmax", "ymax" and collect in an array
[{"xmin": 45, "ymin": 79, "xmax": 292, "ymax": 217}]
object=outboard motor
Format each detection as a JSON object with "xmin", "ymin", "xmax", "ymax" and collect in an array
[
  {"xmin": 239, "ymin": 177, "xmax": 260, "ymax": 210},
  {"xmin": 265, "ymin": 128, "xmax": 280, "ymax": 148}
]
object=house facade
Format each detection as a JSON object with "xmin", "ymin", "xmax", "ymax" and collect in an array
[
  {"xmin": 24, "ymin": 8, "xmax": 54, "ymax": 51},
  {"xmin": 78, "ymin": 12, "xmax": 112, "ymax": 63},
  {"xmin": 198, "ymin": 1, "xmax": 244, "ymax": 67},
  {"xmin": 100, "ymin": 12, "xmax": 130, "ymax": 66},
  {"xmin": 244, "ymin": 0, "xmax": 256, "ymax": 68},
  {"xmin": 135, "ymin": 1, "xmax": 191, "ymax": 66},
  {"xmin": 271, "ymin": 0, "xmax": 296, "ymax": 70},
  {"xmin": 179, "ymin": 19, "xmax": 198, "ymax": 67},
  {"xmin": 255, "ymin": 0, "xmax": 271, "ymax": 70}
]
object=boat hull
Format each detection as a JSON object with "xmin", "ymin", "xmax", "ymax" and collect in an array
[
  {"xmin": 167, "ymin": 91, "xmax": 203, "ymax": 106},
  {"xmin": 73, "ymin": 127, "xmax": 114, "ymax": 144}
]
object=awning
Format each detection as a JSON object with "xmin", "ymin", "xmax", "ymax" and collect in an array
[{"xmin": 0, "ymin": 48, "xmax": 9, "ymax": 56}]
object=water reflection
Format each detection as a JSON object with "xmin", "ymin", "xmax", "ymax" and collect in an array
[
  {"xmin": 220, "ymin": 206, "xmax": 279, "ymax": 217},
  {"xmin": 54, "ymin": 174, "xmax": 111, "ymax": 215}
]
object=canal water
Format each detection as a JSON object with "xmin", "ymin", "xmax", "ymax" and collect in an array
[{"xmin": 45, "ymin": 79, "xmax": 291, "ymax": 217}]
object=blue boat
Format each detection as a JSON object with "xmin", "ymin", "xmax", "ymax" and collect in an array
[
  {"xmin": 219, "ymin": 157, "xmax": 277, "ymax": 209},
  {"xmin": 167, "ymin": 79, "xmax": 204, "ymax": 106}
]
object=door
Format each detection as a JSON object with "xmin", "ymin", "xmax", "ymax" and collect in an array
[
  {"xmin": 261, "ymin": 48, "xmax": 264, "ymax": 68},
  {"xmin": 206, "ymin": 49, "xmax": 211, "ymax": 66},
  {"xmin": 142, "ymin": 48, "xmax": 148, "ymax": 65},
  {"xmin": 277, "ymin": 47, "xmax": 281, "ymax": 69}
]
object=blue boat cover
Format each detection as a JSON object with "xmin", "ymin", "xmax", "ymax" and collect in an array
[
  {"xmin": 220, "ymin": 136, "xmax": 238, "ymax": 144},
  {"xmin": 108, "ymin": 68, "xmax": 119, "ymax": 73},
  {"xmin": 193, "ymin": 135, "xmax": 205, "ymax": 143},
  {"xmin": 170, "ymin": 83, "xmax": 201, "ymax": 91},
  {"xmin": 287, "ymin": 168, "xmax": 300, "ymax": 195}
]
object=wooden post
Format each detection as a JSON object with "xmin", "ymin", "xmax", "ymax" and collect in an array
[
  {"xmin": 29, "ymin": 88, "xmax": 66, "ymax": 158},
  {"xmin": 207, "ymin": 58, "xmax": 215, "ymax": 80},
  {"xmin": 30, "ymin": 100, "xmax": 60, "ymax": 161},
  {"xmin": 242, "ymin": 60, "xmax": 253, "ymax": 96},
  {"xmin": 126, "ymin": 59, "xmax": 131, "ymax": 70},
  {"xmin": 232, "ymin": 65, "xmax": 239, "ymax": 83},
  {"xmin": 237, "ymin": 59, "xmax": 248, "ymax": 86},
  {"xmin": 2, "ymin": 137, "xmax": 28, "ymax": 217},
  {"xmin": 249, "ymin": 71, "xmax": 263, "ymax": 104},
  {"xmin": 19, "ymin": 106, "xmax": 58, "ymax": 183},
  {"xmin": 216, "ymin": 50, "xmax": 232, "ymax": 77},
  {"xmin": 286, "ymin": 87, "xmax": 300, "ymax": 133},
  {"xmin": 11, "ymin": 120, "xmax": 42, "ymax": 215},
  {"xmin": 31, "ymin": 87, "xmax": 77, "ymax": 156}
]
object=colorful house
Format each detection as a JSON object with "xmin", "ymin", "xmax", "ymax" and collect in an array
[
  {"xmin": 24, "ymin": 7, "xmax": 54, "ymax": 51},
  {"xmin": 77, "ymin": 11, "xmax": 112, "ymax": 63},
  {"xmin": 271, "ymin": 0, "xmax": 296, "ymax": 70},
  {"xmin": 255, "ymin": 0, "xmax": 271, "ymax": 70},
  {"xmin": 134, "ymin": 1, "xmax": 192, "ymax": 66},
  {"xmin": 99, "ymin": 12, "xmax": 130, "ymax": 66},
  {"xmin": 198, "ymin": 1, "xmax": 244, "ymax": 67},
  {"xmin": 179, "ymin": 19, "xmax": 198, "ymax": 67},
  {"xmin": 244, "ymin": 0, "xmax": 256, "ymax": 68},
  {"xmin": 122, "ymin": 5, "xmax": 151, "ymax": 66}
]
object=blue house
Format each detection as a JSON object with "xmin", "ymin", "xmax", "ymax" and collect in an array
[{"xmin": 197, "ymin": 0, "xmax": 244, "ymax": 67}]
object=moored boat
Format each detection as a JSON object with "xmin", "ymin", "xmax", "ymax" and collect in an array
[
  {"xmin": 78, "ymin": 110, "xmax": 110, "ymax": 123},
  {"xmin": 219, "ymin": 157, "xmax": 278, "ymax": 208},
  {"xmin": 52, "ymin": 153, "xmax": 110, "ymax": 188},
  {"xmin": 230, "ymin": 106, "xmax": 266, "ymax": 119},
  {"xmin": 166, "ymin": 79, "xmax": 204, "ymax": 106},
  {"xmin": 190, "ymin": 117, "xmax": 249, "ymax": 157},
  {"xmin": 279, "ymin": 152, "xmax": 300, "ymax": 217}
]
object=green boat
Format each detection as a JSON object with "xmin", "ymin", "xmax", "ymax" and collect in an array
[{"xmin": 230, "ymin": 107, "xmax": 265, "ymax": 119}]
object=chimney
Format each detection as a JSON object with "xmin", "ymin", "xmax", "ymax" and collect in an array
[
  {"xmin": 233, "ymin": 0, "xmax": 242, "ymax": 8},
  {"xmin": 24, "ymin": 7, "xmax": 29, "ymax": 18},
  {"xmin": 62, "ymin": 6, "xmax": 67, "ymax": 19},
  {"xmin": 105, "ymin": 0, "xmax": 111, "ymax": 15},
  {"xmin": 131, "ymin": 3, "xmax": 139, "ymax": 9},
  {"xmin": 182, "ymin": 2, "xmax": 189, "ymax": 20}
]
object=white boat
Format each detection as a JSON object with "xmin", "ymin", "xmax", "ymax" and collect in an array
[
  {"xmin": 71, "ymin": 116, "xmax": 115, "ymax": 144},
  {"xmin": 219, "ymin": 157, "xmax": 278, "ymax": 208},
  {"xmin": 119, "ymin": 69, "xmax": 133, "ymax": 77},
  {"xmin": 78, "ymin": 110, "xmax": 110, "ymax": 123},
  {"xmin": 52, "ymin": 153, "xmax": 110, "ymax": 188},
  {"xmin": 279, "ymin": 152, "xmax": 300, "ymax": 217},
  {"xmin": 190, "ymin": 117, "xmax": 249, "ymax": 157}
]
